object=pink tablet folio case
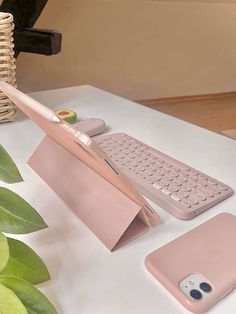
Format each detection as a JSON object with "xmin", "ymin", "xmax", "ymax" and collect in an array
[
  {"xmin": 28, "ymin": 136, "xmax": 148, "ymax": 250},
  {"xmin": 13, "ymin": 99, "xmax": 150, "ymax": 250}
]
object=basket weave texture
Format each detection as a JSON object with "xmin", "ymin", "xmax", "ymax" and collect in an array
[{"xmin": 0, "ymin": 12, "xmax": 16, "ymax": 123}]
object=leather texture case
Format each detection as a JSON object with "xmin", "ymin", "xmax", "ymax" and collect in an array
[
  {"xmin": 11, "ymin": 94, "xmax": 149, "ymax": 250},
  {"xmin": 145, "ymin": 213, "xmax": 236, "ymax": 313},
  {"xmin": 28, "ymin": 135, "xmax": 148, "ymax": 250}
]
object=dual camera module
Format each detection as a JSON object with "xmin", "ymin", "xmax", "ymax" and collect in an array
[
  {"xmin": 180, "ymin": 274, "xmax": 213, "ymax": 301},
  {"xmin": 190, "ymin": 282, "xmax": 212, "ymax": 300}
]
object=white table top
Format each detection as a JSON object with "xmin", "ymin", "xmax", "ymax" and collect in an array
[{"xmin": 0, "ymin": 85, "xmax": 235, "ymax": 314}]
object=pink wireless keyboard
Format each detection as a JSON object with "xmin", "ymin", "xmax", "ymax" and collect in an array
[{"xmin": 95, "ymin": 133, "xmax": 233, "ymax": 220}]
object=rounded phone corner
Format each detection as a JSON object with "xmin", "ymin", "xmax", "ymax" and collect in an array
[
  {"xmin": 216, "ymin": 212, "xmax": 236, "ymax": 221},
  {"xmin": 144, "ymin": 251, "xmax": 155, "ymax": 271}
]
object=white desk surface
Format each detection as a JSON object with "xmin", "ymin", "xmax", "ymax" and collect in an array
[{"xmin": 0, "ymin": 85, "xmax": 235, "ymax": 314}]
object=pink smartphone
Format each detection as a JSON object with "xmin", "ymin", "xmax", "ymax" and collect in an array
[{"xmin": 145, "ymin": 213, "xmax": 236, "ymax": 313}]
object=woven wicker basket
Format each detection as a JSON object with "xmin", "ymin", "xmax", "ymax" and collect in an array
[{"xmin": 0, "ymin": 12, "xmax": 16, "ymax": 123}]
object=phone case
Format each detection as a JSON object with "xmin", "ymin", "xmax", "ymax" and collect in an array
[{"xmin": 145, "ymin": 213, "xmax": 236, "ymax": 313}]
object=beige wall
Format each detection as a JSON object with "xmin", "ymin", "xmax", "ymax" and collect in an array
[{"xmin": 16, "ymin": 0, "xmax": 236, "ymax": 99}]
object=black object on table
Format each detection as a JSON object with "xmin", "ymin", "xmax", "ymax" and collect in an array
[{"xmin": 0, "ymin": 0, "xmax": 62, "ymax": 57}]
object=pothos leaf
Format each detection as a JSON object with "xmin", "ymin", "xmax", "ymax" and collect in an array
[
  {"xmin": 0, "ymin": 282, "xmax": 27, "ymax": 314},
  {"xmin": 0, "ymin": 145, "xmax": 23, "ymax": 183},
  {"xmin": 0, "ymin": 232, "xmax": 9, "ymax": 272},
  {"xmin": 0, "ymin": 187, "xmax": 47, "ymax": 234},
  {"xmin": 0, "ymin": 276, "xmax": 57, "ymax": 314},
  {"xmin": 0, "ymin": 238, "xmax": 50, "ymax": 284}
]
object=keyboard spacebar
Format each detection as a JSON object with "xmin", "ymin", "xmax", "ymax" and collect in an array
[{"xmin": 147, "ymin": 147, "xmax": 190, "ymax": 171}]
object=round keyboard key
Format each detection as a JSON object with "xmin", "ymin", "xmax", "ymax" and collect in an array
[
  {"xmin": 217, "ymin": 184, "xmax": 228, "ymax": 191},
  {"xmin": 187, "ymin": 197, "xmax": 199, "ymax": 205},
  {"xmin": 164, "ymin": 175, "xmax": 173, "ymax": 182},
  {"xmin": 186, "ymin": 181, "xmax": 197, "ymax": 188},
  {"xmin": 172, "ymin": 166, "xmax": 180, "ymax": 172},
  {"xmin": 161, "ymin": 188, "xmax": 171, "ymax": 195},
  {"xmin": 151, "ymin": 155, "xmax": 158, "ymax": 160},
  {"xmin": 156, "ymin": 163, "xmax": 163, "ymax": 169},
  {"xmin": 178, "ymin": 176, "xmax": 188, "ymax": 183},
  {"xmin": 171, "ymin": 194, "xmax": 181, "ymax": 202},
  {"xmin": 153, "ymin": 182, "xmax": 162, "ymax": 190},
  {"xmin": 137, "ymin": 166, "xmax": 145, "ymax": 172},
  {"xmin": 189, "ymin": 175, "xmax": 198, "ymax": 181},
  {"xmin": 192, "ymin": 193, "xmax": 207, "ymax": 201},
  {"xmin": 181, "ymin": 200, "xmax": 191, "ymax": 208},
  {"xmin": 152, "ymin": 175, "xmax": 162, "ymax": 181},
  {"xmin": 181, "ymin": 185, "xmax": 192, "ymax": 192},
  {"xmin": 199, "ymin": 174, "xmax": 207, "ymax": 180},
  {"xmin": 159, "ymin": 180, "xmax": 170, "ymax": 187},
  {"xmin": 196, "ymin": 186, "xmax": 209, "ymax": 195},
  {"xmin": 150, "ymin": 164, "xmax": 157, "ymax": 170},
  {"xmin": 112, "ymin": 151, "xmax": 119, "ymax": 156},
  {"xmin": 177, "ymin": 164, "xmax": 190, "ymax": 171},
  {"xmin": 168, "ymin": 185, "xmax": 179, "ymax": 192},
  {"xmin": 181, "ymin": 169, "xmax": 190, "ymax": 175},
  {"xmin": 176, "ymin": 191, "xmax": 189, "ymax": 198},
  {"xmin": 138, "ymin": 147, "xmax": 145, "ymax": 152},
  {"xmin": 123, "ymin": 158, "xmax": 131, "ymax": 163},
  {"xmin": 170, "ymin": 172, "xmax": 179, "ymax": 178},
  {"xmin": 149, "ymin": 159, "xmax": 155, "ymax": 165},
  {"xmin": 162, "ymin": 166, "xmax": 171, "ymax": 173},
  {"xmin": 172, "ymin": 180, "xmax": 182, "ymax": 187},
  {"xmin": 143, "ymin": 170, "xmax": 154, "ymax": 176},
  {"xmin": 208, "ymin": 179, "xmax": 217, "ymax": 185},
  {"xmin": 205, "ymin": 190, "xmax": 214, "ymax": 198},
  {"xmin": 189, "ymin": 170, "xmax": 198, "ymax": 175},
  {"xmin": 146, "ymin": 177, "xmax": 154, "ymax": 184},
  {"xmin": 207, "ymin": 185, "xmax": 221, "ymax": 194},
  {"xmin": 156, "ymin": 169, "xmax": 165, "ymax": 176},
  {"xmin": 197, "ymin": 180, "xmax": 207, "ymax": 187}
]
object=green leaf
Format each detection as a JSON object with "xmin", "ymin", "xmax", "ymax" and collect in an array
[
  {"xmin": 0, "ymin": 145, "xmax": 23, "ymax": 183},
  {"xmin": 0, "ymin": 187, "xmax": 47, "ymax": 234},
  {"xmin": 0, "ymin": 282, "xmax": 27, "ymax": 314},
  {"xmin": 0, "ymin": 276, "xmax": 57, "ymax": 314},
  {"xmin": 0, "ymin": 232, "xmax": 9, "ymax": 271},
  {"xmin": 0, "ymin": 238, "xmax": 50, "ymax": 284}
]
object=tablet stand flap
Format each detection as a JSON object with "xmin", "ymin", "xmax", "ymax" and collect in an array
[{"xmin": 28, "ymin": 136, "xmax": 148, "ymax": 251}]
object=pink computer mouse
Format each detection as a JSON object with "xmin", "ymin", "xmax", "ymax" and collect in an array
[{"xmin": 72, "ymin": 118, "xmax": 106, "ymax": 137}]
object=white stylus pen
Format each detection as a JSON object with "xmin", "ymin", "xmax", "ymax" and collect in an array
[{"xmin": 0, "ymin": 81, "xmax": 61, "ymax": 123}]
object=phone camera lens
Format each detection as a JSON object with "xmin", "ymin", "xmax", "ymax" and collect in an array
[
  {"xmin": 190, "ymin": 289, "xmax": 202, "ymax": 300},
  {"xmin": 200, "ymin": 282, "xmax": 212, "ymax": 293}
]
